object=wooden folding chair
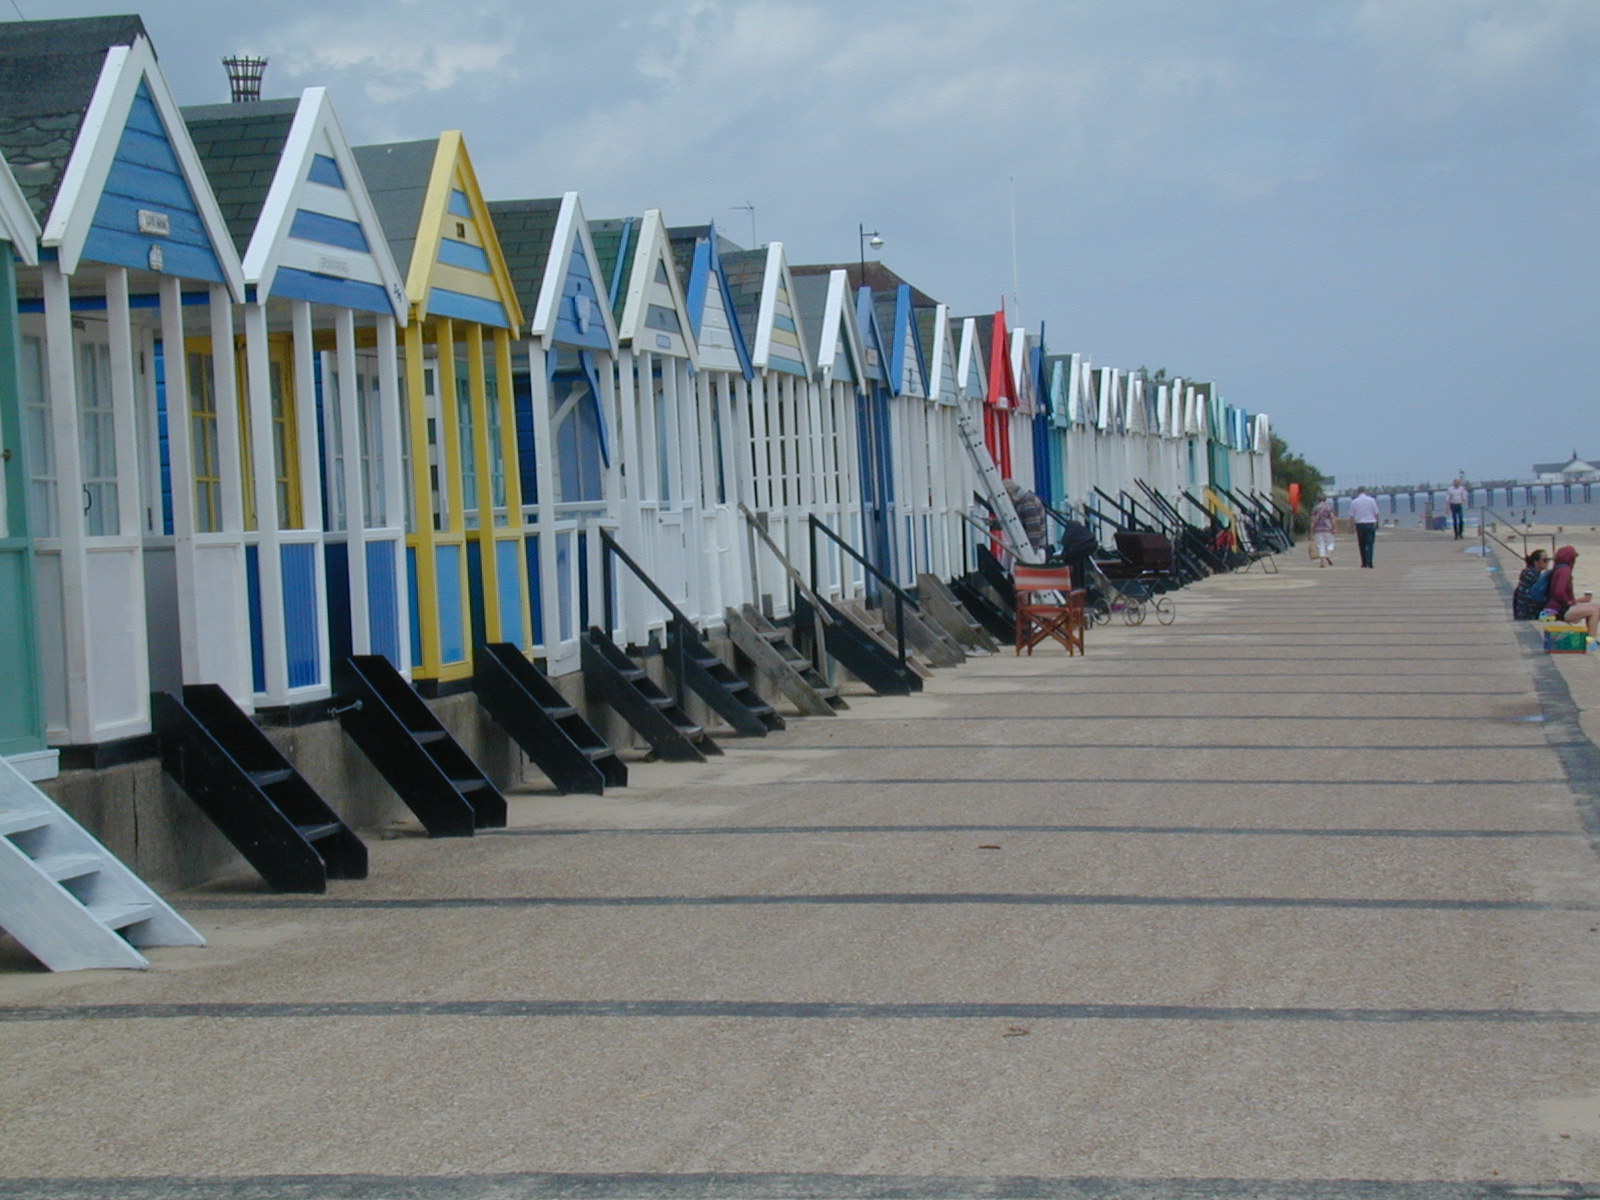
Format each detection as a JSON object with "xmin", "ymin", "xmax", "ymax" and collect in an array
[{"xmin": 1013, "ymin": 564, "xmax": 1086, "ymax": 656}]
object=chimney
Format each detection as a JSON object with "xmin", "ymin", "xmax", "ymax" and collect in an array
[{"xmin": 222, "ymin": 56, "xmax": 268, "ymax": 103}]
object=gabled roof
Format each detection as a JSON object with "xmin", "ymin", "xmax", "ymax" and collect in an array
[
  {"xmin": 718, "ymin": 242, "xmax": 810, "ymax": 377},
  {"xmin": 0, "ymin": 16, "xmax": 242, "ymax": 294},
  {"xmin": 667, "ymin": 222, "xmax": 751, "ymax": 377},
  {"xmin": 491, "ymin": 192, "xmax": 616, "ymax": 351},
  {"xmin": 794, "ymin": 260, "xmax": 939, "ymax": 308},
  {"xmin": 182, "ymin": 97, "xmax": 299, "ymax": 255},
  {"xmin": 353, "ymin": 132, "xmax": 520, "ymax": 329},
  {"xmin": 790, "ymin": 269, "xmax": 864, "ymax": 390},
  {"xmin": 0, "ymin": 15, "xmax": 147, "ymax": 222},
  {"xmin": 186, "ymin": 89, "xmax": 406, "ymax": 320},
  {"xmin": 591, "ymin": 210, "xmax": 694, "ymax": 358}
]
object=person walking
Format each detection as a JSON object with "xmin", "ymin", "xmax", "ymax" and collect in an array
[
  {"xmin": 1309, "ymin": 495, "xmax": 1336, "ymax": 566},
  {"xmin": 1446, "ymin": 478, "xmax": 1469, "ymax": 539},
  {"xmin": 1349, "ymin": 487, "xmax": 1381, "ymax": 568}
]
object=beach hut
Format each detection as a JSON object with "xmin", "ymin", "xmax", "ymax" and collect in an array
[
  {"xmin": 871, "ymin": 277, "xmax": 933, "ymax": 588},
  {"xmin": 719, "ymin": 241, "xmax": 824, "ymax": 605},
  {"xmin": 586, "ymin": 210, "xmax": 702, "ymax": 646},
  {"xmin": 184, "ymin": 88, "xmax": 411, "ymax": 707},
  {"xmin": 487, "ymin": 193, "xmax": 619, "ymax": 675},
  {"xmin": 353, "ymin": 133, "xmax": 528, "ymax": 689},
  {"xmin": 2, "ymin": 16, "xmax": 248, "ymax": 758},
  {"xmin": 667, "ymin": 222, "xmax": 754, "ymax": 618},
  {"xmin": 0, "ymin": 150, "xmax": 46, "ymax": 775},
  {"xmin": 914, "ymin": 302, "xmax": 968, "ymax": 582},
  {"xmin": 789, "ymin": 267, "xmax": 868, "ymax": 603}
]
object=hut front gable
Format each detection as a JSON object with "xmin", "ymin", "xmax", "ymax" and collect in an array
[
  {"xmin": 408, "ymin": 133, "xmax": 520, "ymax": 329},
  {"xmin": 251, "ymin": 90, "xmax": 405, "ymax": 320},
  {"xmin": 752, "ymin": 243, "xmax": 810, "ymax": 378},
  {"xmin": 918, "ymin": 305, "xmax": 958, "ymax": 408},
  {"xmin": 615, "ymin": 211, "xmax": 693, "ymax": 359},
  {"xmin": 509, "ymin": 193, "xmax": 615, "ymax": 352},
  {"xmin": 678, "ymin": 229, "xmax": 750, "ymax": 376},
  {"xmin": 955, "ymin": 316, "xmax": 986, "ymax": 404},
  {"xmin": 189, "ymin": 90, "xmax": 405, "ymax": 320},
  {"xmin": 889, "ymin": 285, "xmax": 927, "ymax": 400},
  {"xmin": 33, "ymin": 32, "xmax": 239, "ymax": 291}
]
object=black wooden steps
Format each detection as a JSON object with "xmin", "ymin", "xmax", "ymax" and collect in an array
[
  {"xmin": 153, "ymin": 684, "xmax": 367, "ymax": 893},
  {"xmin": 334, "ymin": 656, "xmax": 505, "ymax": 835},
  {"xmin": 667, "ymin": 621, "xmax": 784, "ymax": 736},
  {"xmin": 582, "ymin": 628, "xmax": 720, "ymax": 761},
  {"xmin": 475, "ymin": 643, "xmax": 627, "ymax": 794}
]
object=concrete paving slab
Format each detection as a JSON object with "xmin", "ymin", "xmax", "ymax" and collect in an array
[{"xmin": 4, "ymin": 531, "xmax": 1600, "ymax": 1198}]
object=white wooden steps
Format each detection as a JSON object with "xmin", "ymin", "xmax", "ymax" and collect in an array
[{"xmin": 0, "ymin": 757, "xmax": 204, "ymax": 970}]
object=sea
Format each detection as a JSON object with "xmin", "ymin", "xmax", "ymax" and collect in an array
[{"xmin": 1335, "ymin": 487, "xmax": 1600, "ymax": 528}]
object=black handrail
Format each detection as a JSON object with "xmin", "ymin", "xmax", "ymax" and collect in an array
[
  {"xmin": 808, "ymin": 514, "xmax": 914, "ymax": 675},
  {"xmin": 1091, "ymin": 487, "xmax": 1143, "ymax": 532},
  {"xmin": 598, "ymin": 529, "xmax": 695, "ymax": 708}
]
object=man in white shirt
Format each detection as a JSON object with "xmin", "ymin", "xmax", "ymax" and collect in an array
[
  {"xmin": 1445, "ymin": 478, "xmax": 1469, "ymax": 539},
  {"xmin": 1349, "ymin": 487, "xmax": 1381, "ymax": 568}
]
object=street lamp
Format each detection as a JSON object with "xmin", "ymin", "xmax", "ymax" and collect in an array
[{"xmin": 858, "ymin": 224, "xmax": 883, "ymax": 283}]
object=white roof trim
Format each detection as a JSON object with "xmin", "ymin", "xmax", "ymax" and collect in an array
[
  {"xmin": 617, "ymin": 209, "xmax": 696, "ymax": 362},
  {"xmin": 244, "ymin": 88, "xmax": 408, "ymax": 322},
  {"xmin": 44, "ymin": 37, "xmax": 243, "ymax": 297},
  {"xmin": 0, "ymin": 150, "xmax": 39, "ymax": 265},
  {"xmin": 530, "ymin": 192, "xmax": 618, "ymax": 349}
]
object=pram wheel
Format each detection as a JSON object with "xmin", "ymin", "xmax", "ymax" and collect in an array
[
  {"xmin": 1090, "ymin": 597, "xmax": 1112, "ymax": 626},
  {"xmin": 1121, "ymin": 598, "xmax": 1146, "ymax": 625},
  {"xmin": 1152, "ymin": 595, "xmax": 1176, "ymax": 625}
]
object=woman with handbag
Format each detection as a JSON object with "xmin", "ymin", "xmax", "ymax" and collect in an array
[{"xmin": 1309, "ymin": 496, "xmax": 1336, "ymax": 567}]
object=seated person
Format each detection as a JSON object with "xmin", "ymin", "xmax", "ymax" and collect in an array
[
  {"xmin": 1545, "ymin": 545, "xmax": 1600, "ymax": 639},
  {"xmin": 1511, "ymin": 549, "xmax": 1551, "ymax": 620}
]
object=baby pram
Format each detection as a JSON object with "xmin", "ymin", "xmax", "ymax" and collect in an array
[{"xmin": 1085, "ymin": 531, "xmax": 1178, "ymax": 625}]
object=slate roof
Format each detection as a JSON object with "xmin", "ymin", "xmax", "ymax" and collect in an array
[
  {"xmin": 181, "ymin": 98, "xmax": 299, "ymax": 255},
  {"xmin": 587, "ymin": 217, "xmax": 651, "ymax": 322},
  {"xmin": 487, "ymin": 197, "xmax": 562, "ymax": 320},
  {"xmin": 789, "ymin": 270, "xmax": 835, "ymax": 372},
  {"xmin": 666, "ymin": 223, "xmax": 709, "ymax": 296},
  {"xmin": 791, "ymin": 260, "xmax": 939, "ymax": 308},
  {"xmin": 351, "ymin": 139, "xmax": 438, "ymax": 277},
  {"xmin": 718, "ymin": 247, "xmax": 766, "ymax": 350},
  {"xmin": 0, "ymin": 15, "xmax": 149, "ymax": 222}
]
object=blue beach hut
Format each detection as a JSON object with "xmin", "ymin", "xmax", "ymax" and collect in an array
[
  {"xmin": 487, "ymin": 192, "xmax": 619, "ymax": 676},
  {"xmin": 185, "ymin": 87, "xmax": 412, "ymax": 706},
  {"xmin": 1, "ymin": 16, "xmax": 248, "ymax": 759}
]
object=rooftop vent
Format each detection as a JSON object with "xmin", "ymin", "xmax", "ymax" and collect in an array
[{"xmin": 222, "ymin": 55, "xmax": 268, "ymax": 103}]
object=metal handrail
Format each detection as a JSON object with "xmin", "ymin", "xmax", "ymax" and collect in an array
[
  {"xmin": 808, "ymin": 514, "xmax": 913, "ymax": 674},
  {"xmin": 737, "ymin": 504, "xmax": 833, "ymax": 680},
  {"xmin": 1477, "ymin": 506, "xmax": 1556, "ymax": 563},
  {"xmin": 597, "ymin": 528, "xmax": 694, "ymax": 708}
]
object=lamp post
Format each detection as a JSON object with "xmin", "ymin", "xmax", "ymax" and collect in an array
[{"xmin": 857, "ymin": 224, "xmax": 883, "ymax": 285}]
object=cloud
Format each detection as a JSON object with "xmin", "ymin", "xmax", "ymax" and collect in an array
[{"xmin": 261, "ymin": 6, "xmax": 524, "ymax": 103}]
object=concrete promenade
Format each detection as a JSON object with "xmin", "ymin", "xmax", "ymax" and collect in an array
[{"xmin": 3, "ymin": 529, "xmax": 1600, "ymax": 1199}]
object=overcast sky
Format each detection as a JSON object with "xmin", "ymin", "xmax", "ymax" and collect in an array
[{"xmin": 27, "ymin": 0, "xmax": 1600, "ymax": 487}]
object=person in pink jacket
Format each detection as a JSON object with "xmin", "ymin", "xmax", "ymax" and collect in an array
[{"xmin": 1547, "ymin": 545, "xmax": 1599, "ymax": 638}]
